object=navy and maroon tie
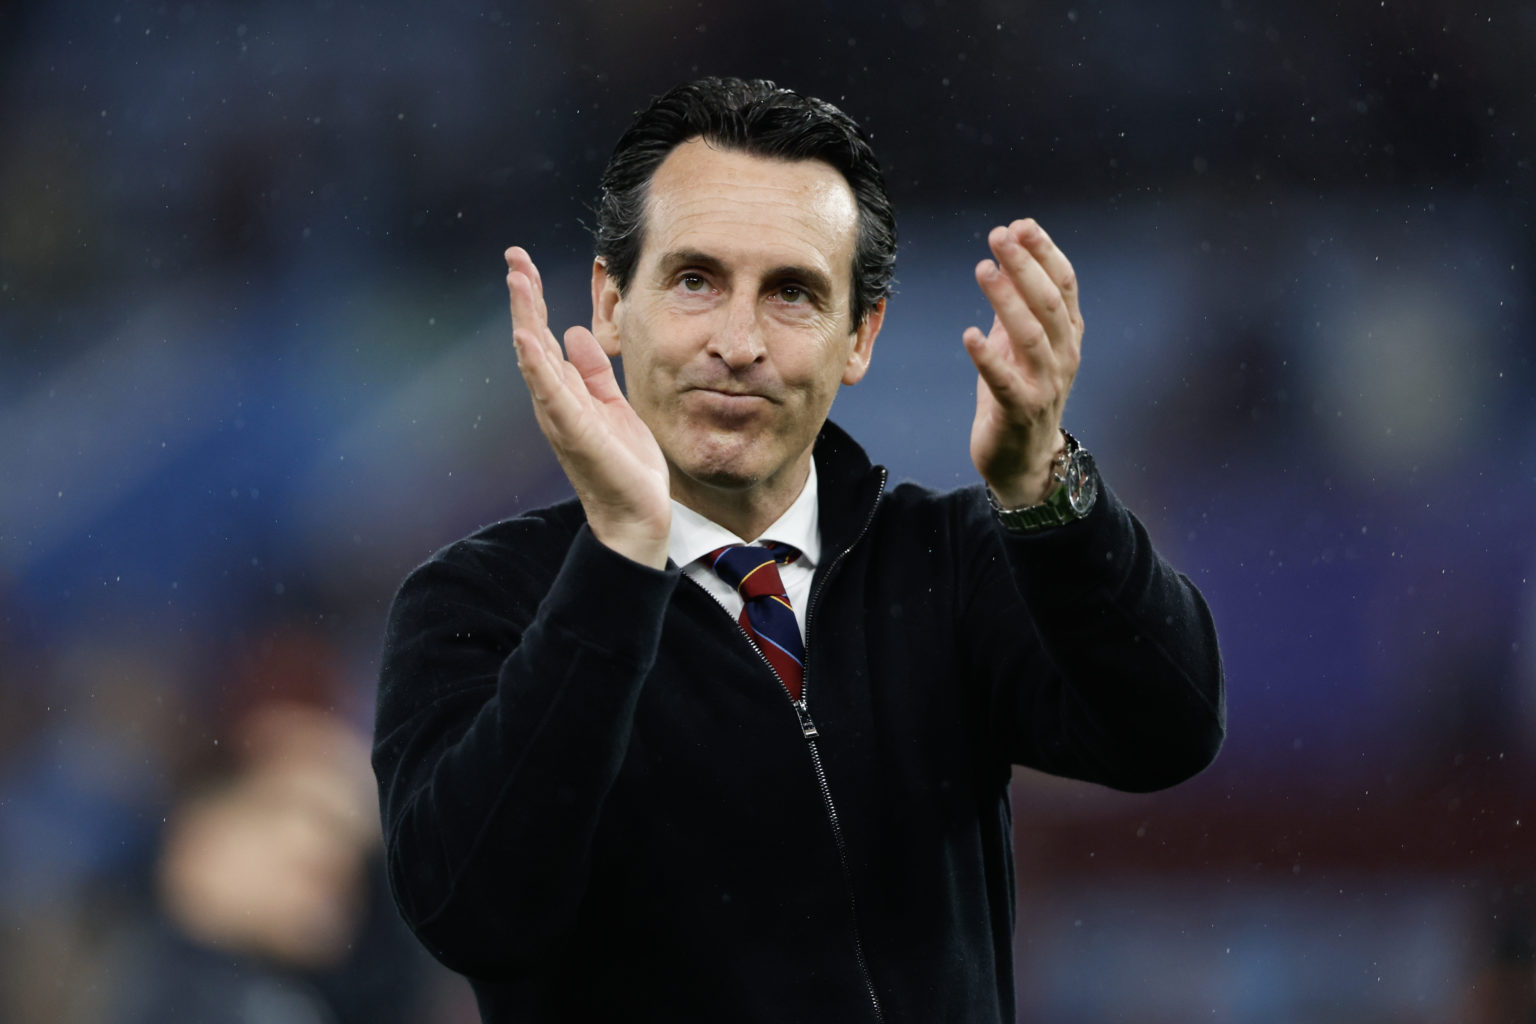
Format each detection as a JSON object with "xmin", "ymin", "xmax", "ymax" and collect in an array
[{"xmin": 707, "ymin": 544, "xmax": 805, "ymax": 700}]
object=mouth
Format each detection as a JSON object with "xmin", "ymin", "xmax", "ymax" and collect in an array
[
  {"xmin": 688, "ymin": 385, "xmax": 775, "ymax": 403},
  {"xmin": 685, "ymin": 386, "xmax": 774, "ymax": 419}
]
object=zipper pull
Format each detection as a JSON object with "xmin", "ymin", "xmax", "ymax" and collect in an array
[{"xmin": 793, "ymin": 699, "xmax": 819, "ymax": 740}]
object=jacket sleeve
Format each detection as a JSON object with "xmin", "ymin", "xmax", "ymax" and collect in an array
[
  {"xmin": 371, "ymin": 521, "xmax": 679, "ymax": 979},
  {"xmin": 959, "ymin": 464, "xmax": 1226, "ymax": 791}
]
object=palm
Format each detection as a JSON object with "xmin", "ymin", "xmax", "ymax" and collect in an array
[
  {"xmin": 961, "ymin": 220, "xmax": 1083, "ymax": 506},
  {"xmin": 968, "ymin": 313, "xmax": 1056, "ymax": 486},
  {"xmin": 505, "ymin": 246, "xmax": 671, "ymax": 564},
  {"xmin": 548, "ymin": 329, "xmax": 671, "ymax": 522}
]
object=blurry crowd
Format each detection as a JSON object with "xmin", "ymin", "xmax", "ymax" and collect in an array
[
  {"xmin": 0, "ymin": 621, "xmax": 455, "ymax": 1022},
  {"xmin": 1, "ymin": 0, "xmax": 1533, "ymax": 1020}
]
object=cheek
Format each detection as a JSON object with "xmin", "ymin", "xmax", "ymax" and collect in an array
[
  {"xmin": 617, "ymin": 320, "xmax": 668, "ymax": 387},
  {"xmin": 800, "ymin": 334, "xmax": 857, "ymax": 388}
]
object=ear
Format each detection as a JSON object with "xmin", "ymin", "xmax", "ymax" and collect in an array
[
  {"xmin": 840, "ymin": 298, "xmax": 885, "ymax": 386},
  {"xmin": 591, "ymin": 259, "xmax": 623, "ymax": 358}
]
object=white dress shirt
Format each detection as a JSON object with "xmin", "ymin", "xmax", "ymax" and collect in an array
[{"xmin": 667, "ymin": 462, "xmax": 821, "ymax": 645}]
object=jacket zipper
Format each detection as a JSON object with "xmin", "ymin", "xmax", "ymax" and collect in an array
[
  {"xmin": 797, "ymin": 465, "xmax": 887, "ymax": 1024},
  {"xmin": 682, "ymin": 465, "xmax": 889, "ymax": 1022}
]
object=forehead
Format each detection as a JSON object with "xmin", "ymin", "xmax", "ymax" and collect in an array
[{"xmin": 640, "ymin": 139, "xmax": 860, "ymax": 286}]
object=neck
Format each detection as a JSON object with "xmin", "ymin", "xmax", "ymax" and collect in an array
[{"xmin": 670, "ymin": 457, "xmax": 811, "ymax": 541}]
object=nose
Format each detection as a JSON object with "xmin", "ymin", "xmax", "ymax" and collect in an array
[{"xmin": 707, "ymin": 293, "xmax": 766, "ymax": 369}]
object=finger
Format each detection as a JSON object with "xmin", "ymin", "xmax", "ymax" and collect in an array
[
  {"xmin": 506, "ymin": 268, "xmax": 563, "ymax": 361},
  {"xmin": 962, "ymin": 321, "xmax": 1031, "ymax": 410},
  {"xmin": 505, "ymin": 246, "xmax": 550, "ymax": 329},
  {"xmin": 514, "ymin": 325, "xmax": 592, "ymax": 443},
  {"xmin": 512, "ymin": 327, "xmax": 559, "ymax": 407},
  {"xmin": 974, "ymin": 256, "xmax": 1052, "ymax": 379},
  {"xmin": 564, "ymin": 326, "xmax": 625, "ymax": 404},
  {"xmin": 987, "ymin": 225, "xmax": 1074, "ymax": 350},
  {"xmin": 513, "ymin": 342, "xmax": 564, "ymax": 453},
  {"xmin": 505, "ymin": 268, "xmax": 544, "ymax": 345},
  {"xmin": 506, "ymin": 265, "xmax": 534, "ymax": 330},
  {"xmin": 1008, "ymin": 219, "xmax": 1082, "ymax": 332}
]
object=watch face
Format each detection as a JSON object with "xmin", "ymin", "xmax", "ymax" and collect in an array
[{"xmin": 1065, "ymin": 451, "xmax": 1098, "ymax": 515}]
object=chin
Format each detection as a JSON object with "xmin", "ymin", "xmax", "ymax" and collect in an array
[
  {"xmin": 677, "ymin": 457, "xmax": 765, "ymax": 493},
  {"xmin": 672, "ymin": 434, "xmax": 775, "ymax": 491}
]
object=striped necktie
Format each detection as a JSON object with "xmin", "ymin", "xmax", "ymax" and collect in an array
[{"xmin": 708, "ymin": 544, "xmax": 805, "ymax": 700}]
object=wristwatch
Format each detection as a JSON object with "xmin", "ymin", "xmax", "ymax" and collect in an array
[{"xmin": 986, "ymin": 429, "xmax": 1098, "ymax": 532}]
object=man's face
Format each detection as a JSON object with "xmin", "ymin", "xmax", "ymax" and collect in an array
[{"xmin": 593, "ymin": 139, "xmax": 883, "ymax": 512}]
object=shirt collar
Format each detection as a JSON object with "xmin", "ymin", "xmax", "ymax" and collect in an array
[{"xmin": 668, "ymin": 460, "xmax": 822, "ymax": 569}]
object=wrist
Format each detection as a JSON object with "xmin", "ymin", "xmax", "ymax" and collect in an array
[
  {"xmin": 986, "ymin": 470, "xmax": 1053, "ymax": 509},
  {"xmin": 983, "ymin": 432, "xmax": 1068, "ymax": 507},
  {"xmin": 985, "ymin": 429, "xmax": 1097, "ymax": 532},
  {"xmin": 586, "ymin": 510, "xmax": 671, "ymax": 570}
]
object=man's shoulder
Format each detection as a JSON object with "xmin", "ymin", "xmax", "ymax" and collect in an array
[
  {"xmin": 843, "ymin": 477, "xmax": 999, "ymax": 569},
  {"xmin": 876, "ymin": 478, "xmax": 991, "ymax": 530},
  {"xmin": 404, "ymin": 496, "xmax": 587, "ymax": 595},
  {"xmin": 813, "ymin": 420, "xmax": 993, "ymax": 550},
  {"xmin": 457, "ymin": 496, "xmax": 587, "ymax": 553}
]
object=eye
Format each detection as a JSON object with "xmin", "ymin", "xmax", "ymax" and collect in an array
[
  {"xmin": 680, "ymin": 273, "xmax": 708, "ymax": 292},
  {"xmin": 778, "ymin": 284, "xmax": 809, "ymax": 304}
]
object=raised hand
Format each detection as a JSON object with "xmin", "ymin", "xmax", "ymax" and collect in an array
[
  {"xmin": 961, "ymin": 219, "xmax": 1084, "ymax": 508},
  {"xmin": 506, "ymin": 247, "xmax": 672, "ymax": 568}
]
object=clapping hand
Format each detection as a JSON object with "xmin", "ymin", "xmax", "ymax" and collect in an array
[
  {"xmin": 962, "ymin": 219, "xmax": 1084, "ymax": 508},
  {"xmin": 506, "ymin": 247, "xmax": 672, "ymax": 568}
]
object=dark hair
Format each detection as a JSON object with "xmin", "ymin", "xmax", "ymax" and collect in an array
[{"xmin": 595, "ymin": 77, "xmax": 896, "ymax": 328}]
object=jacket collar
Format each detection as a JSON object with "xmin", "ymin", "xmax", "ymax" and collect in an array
[{"xmin": 811, "ymin": 420, "xmax": 888, "ymax": 559}]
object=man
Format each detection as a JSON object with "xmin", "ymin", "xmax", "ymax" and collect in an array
[{"xmin": 374, "ymin": 77, "xmax": 1224, "ymax": 1023}]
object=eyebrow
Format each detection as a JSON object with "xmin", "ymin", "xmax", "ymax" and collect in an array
[
  {"xmin": 656, "ymin": 249, "xmax": 725, "ymax": 279},
  {"xmin": 655, "ymin": 248, "xmax": 837, "ymax": 299}
]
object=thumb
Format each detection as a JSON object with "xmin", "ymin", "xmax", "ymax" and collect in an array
[
  {"xmin": 963, "ymin": 325, "xmax": 1021, "ymax": 404},
  {"xmin": 564, "ymin": 326, "xmax": 624, "ymax": 402}
]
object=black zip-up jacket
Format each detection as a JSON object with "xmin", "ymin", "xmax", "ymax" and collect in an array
[{"xmin": 373, "ymin": 421, "xmax": 1225, "ymax": 1022}]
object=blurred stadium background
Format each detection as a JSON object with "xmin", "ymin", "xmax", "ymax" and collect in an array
[{"xmin": 1, "ymin": 1, "xmax": 1532, "ymax": 1021}]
